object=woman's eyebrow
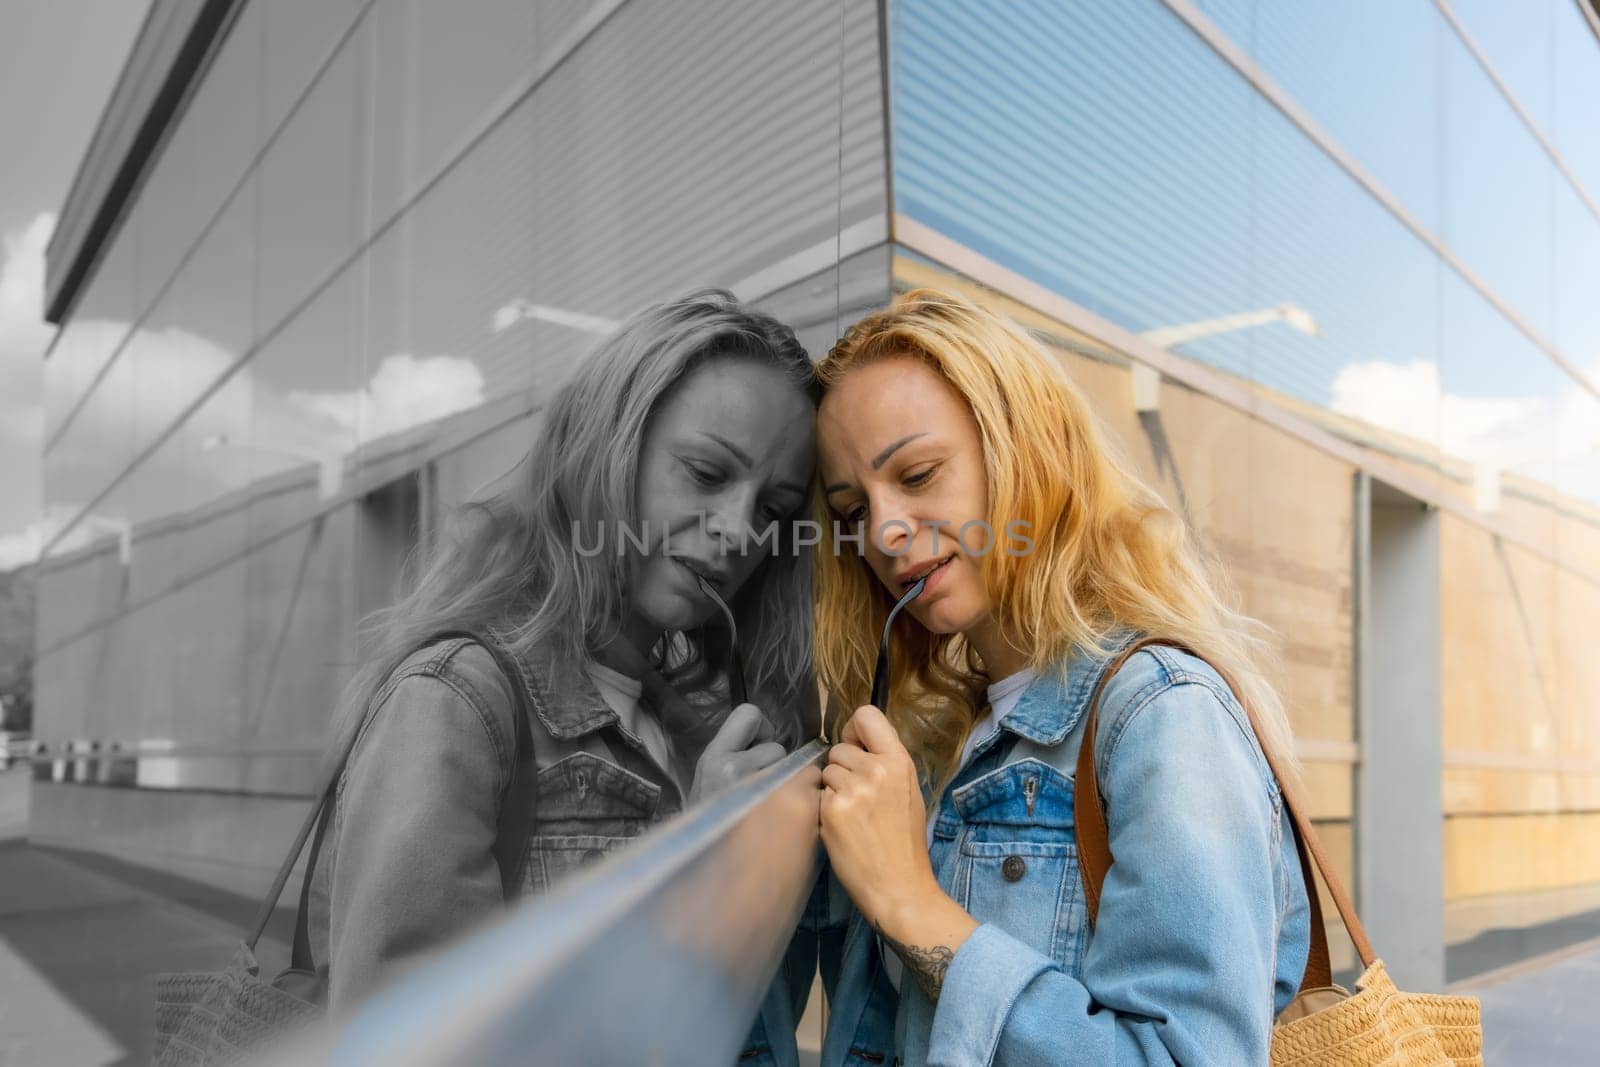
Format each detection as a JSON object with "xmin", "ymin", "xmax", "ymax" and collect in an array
[
  {"xmin": 824, "ymin": 432, "xmax": 928, "ymax": 494},
  {"xmin": 697, "ymin": 433, "xmax": 807, "ymax": 497},
  {"xmin": 872, "ymin": 432, "xmax": 927, "ymax": 468},
  {"xmin": 697, "ymin": 431, "xmax": 751, "ymax": 467}
]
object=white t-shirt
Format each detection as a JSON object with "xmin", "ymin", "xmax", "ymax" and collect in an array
[{"xmin": 583, "ymin": 660, "xmax": 673, "ymax": 777}]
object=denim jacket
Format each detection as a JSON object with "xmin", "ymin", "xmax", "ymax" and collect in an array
[
  {"xmin": 818, "ymin": 631, "xmax": 1313, "ymax": 1066},
  {"xmin": 306, "ymin": 631, "xmax": 728, "ymax": 1012}
]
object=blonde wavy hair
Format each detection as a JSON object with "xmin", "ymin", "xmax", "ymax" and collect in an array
[{"xmin": 813, "ymin": 288, "xmax": 1297, "ymax": 792}]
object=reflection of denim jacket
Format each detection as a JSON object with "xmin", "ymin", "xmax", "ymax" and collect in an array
[
  {"xmin": 307, "ymin": 631, "xmax": 728, "ymax": 1012},
  {"xmin": 819, "ymin": 631, "xmax": 1313, "ymax": 1066}
]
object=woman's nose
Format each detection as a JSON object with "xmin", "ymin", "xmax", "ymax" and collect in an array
[
  {"xmin": 869, "ymin": 495, "xmax": 914, "ymax": 558},
  {"xmin": 703, "ymin": 492, "xmax": 755, "ymax": 554}
]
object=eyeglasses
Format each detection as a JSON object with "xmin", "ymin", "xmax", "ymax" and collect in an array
[
  {"xmin": 691, "ymin": 572, "xmax": 748, "ymax": 707},
  {"xmin": 869, "ymin": 574, "xmax": 929, "ymax": 716},
  {"xmin": 693, "ymin": 567, "xmax": 927, "ymax": 726},
  {"xmin": 865, "ymin": 572, "xmax": 929, "ymax": 985}
]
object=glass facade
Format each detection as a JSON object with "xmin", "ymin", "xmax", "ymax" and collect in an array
[
  {"xmin": 27, "ymin": 1, "xmax": 1600, "ymax": 1049},
  {"xmin": 37, "ymin": 0, "xmax": 882, "ymax": 810},
  {"xmin": 31, "ymin": 4, "xmax": 882, "ymax": 1048}
]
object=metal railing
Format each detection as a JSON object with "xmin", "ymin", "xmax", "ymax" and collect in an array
[{"xmin": 256, "ymin": 740, "xmax": 829, "ymax": 1065}]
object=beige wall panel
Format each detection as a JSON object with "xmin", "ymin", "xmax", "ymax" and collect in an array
[
  {"xmin": 1554, "ymin": 559, "xmax": 1600, "ymax": 761},
  {"xmin": 1444, "ymin": 767, "xmax": 1564, "ymax": 814},
  {"xmin": 238, "ymin": 509, "xmax": 361, "ymax": 786},
  {"xmin": 1491, "ymin": 490, "xmax": 1561, "ymax": 557},
  {"xmin": 35, "ymin": 544, "xmax": 128, "ymax": 651},
  {"xmin": 1300, "ymin": 760, "xmax": 1355, "ymax": 821},
  {"xmin": 1442, "ymin": 517, "xmax": 1562, "ymax": 761},
  {"xmin": 1556, "ymin": 508, "xmax": 1600, "ymax": 576},
  {"xmin": 1445, "ymin": 813, "xmax": 1600, "ymax": 899}
]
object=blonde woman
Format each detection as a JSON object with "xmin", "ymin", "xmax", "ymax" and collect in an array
[{"xmin": 808, "ymin": 290, "xmax": 1312, "ymax": 1065}]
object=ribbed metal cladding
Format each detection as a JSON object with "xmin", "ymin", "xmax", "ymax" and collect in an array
[
  {"xmin": 500, "ymin": 0, "xmax": 887, "ymax": 309},
  {"xmin": 890, "ymin": 0, "xmax": 1275, "ymax": 381},
  {"xmin": 885, "ymin": 0, "xmax": 1440, "ymax": 410},
  {"xmin": 387, "ymin": 0, "xmax": 887, "ymax": 403}
]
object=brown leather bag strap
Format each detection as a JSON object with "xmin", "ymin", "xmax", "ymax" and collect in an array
[{"xmin": 1072, "ymin": 637, "xmax": 1376, "ymax": 996}]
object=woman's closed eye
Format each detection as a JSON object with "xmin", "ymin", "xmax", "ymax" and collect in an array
[
  {"xmin": 833, "ymin": 465, "xmax": 940, "ymax": 525},
  {"xmin": 681, "ymin": 457, "xmax": 725, "ymax": 487},
  {"xmin": 684, "ymin": 457, "xmax": 796, "ymax": 528},
  {"xmin": 757, "ymin": 497, "xmax": 788, "ymax": 524}
]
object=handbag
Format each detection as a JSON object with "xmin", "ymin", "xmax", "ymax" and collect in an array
[
  {"xmin": 1074, "ymin": 638, "xmax": 1483, "ymax": 1066},
  {"xmin": 151, "ymin": 631, "xmax": 536, "ymax": 1065}
]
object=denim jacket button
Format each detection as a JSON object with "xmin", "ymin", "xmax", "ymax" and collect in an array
[
  {"xmin": 1002, "ymin": 854, "xmax": 1027, "ymax": 882},
  {"xmin": 582, "ymin": 848, "xmax": 605, "ymax": 863}
]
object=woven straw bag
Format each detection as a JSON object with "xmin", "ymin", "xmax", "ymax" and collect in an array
[
  {"xmin": 152, "ymin": 631, "xmax": 535, "ymax": 1065},
  {"xmin": 1075, "ymin": 639, "xmax": 1483, "ymax": 1066}
]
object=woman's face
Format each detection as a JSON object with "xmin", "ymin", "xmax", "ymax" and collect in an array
[
  {"xmin": 816, "ymin": 356, "xmax": 994, "ymax": 635},
  {"xmin": 629, "ymin": 355, "xmax": 815, "ymax": 637}
]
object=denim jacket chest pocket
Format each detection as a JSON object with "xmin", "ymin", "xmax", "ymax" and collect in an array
[
  {"xmin": 947, "ymin": 757, "xmax": 1088, "ymax": 975},
  {"xmin": 520, "ymin": 750, "xmax": 662, "ymax": 895}
]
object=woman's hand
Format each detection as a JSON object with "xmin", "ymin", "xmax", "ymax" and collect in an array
[
  {"xmin": 820, "ymin": 704, "xmax": 978, "ymax": 1001},
  {"xmin": 819, "ymin": 704, "xmax": 937, "ymax": 921},
  {"xmin": 686, "ymin": 703, "xmax": 785, "ymax": 805}
]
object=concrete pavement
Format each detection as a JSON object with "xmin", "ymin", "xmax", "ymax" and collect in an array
[
  {"xmin": 1454, "ymin": 936, "xmax": 1600, "ymax": 1066},
  {"xmin": 0, "ymin": 769, "xmax": 292, "ymax": 1065}
]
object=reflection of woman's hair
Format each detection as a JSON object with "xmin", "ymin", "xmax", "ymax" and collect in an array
[
  {"xmin": 813, "ymin": 287, "xmax": 1294, "ymax": 788},
  {"xmin": 342, "ymin": 289, "xmax": 819, "ymax": 748}
]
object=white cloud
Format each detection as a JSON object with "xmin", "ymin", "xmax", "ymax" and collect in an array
[
  {"xmin": 0, "ymin": 213, "xmax": 55, "ymax": 557},
  {"xmin": 287, "ymin": 353, "xmax": 485, "ymax": 446},
  {"xmin": 0, "ymin": 203, "xmax": 491, "ymax": 567},
  {"xmin": 2, "ymin": 245, "xmax": 490, "ymax": 570},
  {"xmin": 0, "ymin": 523, "xmax": 40, "ymax": 572},
  {"xmin": 1330, "ymin": 358, "xmax": 1600, "ymax": 503},
  {"xmin": 29, "ymin": 339, "xmax": 488, "ymax": 558},
  {"xmin": 0, "ymin": 212, "xmax": 54, "ymax": 367}
]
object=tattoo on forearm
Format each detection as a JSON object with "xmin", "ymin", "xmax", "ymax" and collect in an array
[{"xmin": 874, "ymin": 922, "xmax": 954, "ymax": 1001}]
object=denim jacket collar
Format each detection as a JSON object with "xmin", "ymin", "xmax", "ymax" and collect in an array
[
  {"xmin": 502, "ymin": 627, "xmax": 716, "ymax": 743},
  {"xmin": 991, "ymin": 626, "xmax": 1144, "ymax": 747}
]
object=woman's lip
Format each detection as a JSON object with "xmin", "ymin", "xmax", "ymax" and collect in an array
[
  {"xmin": 902, "ymin": 555, "xmax": 954, "ymax": 593},
  {"xmin": 672, "ymin": 555, "xmax": 726, "ymax": 595},
  {"xmin": 672, "ymin": 555, "xmax": 708, "ymax": 582}
]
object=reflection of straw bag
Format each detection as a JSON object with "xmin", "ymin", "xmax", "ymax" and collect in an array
[
  {"xmin": 152, "ymin": 631, "xmax": 535, "ymax": 1065},
  {"xmin": 1075, "ymin": 639, "xmax": 1483, "ymax": 1066}
]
